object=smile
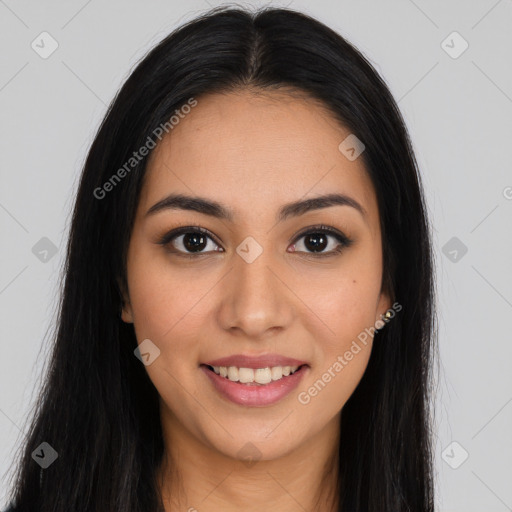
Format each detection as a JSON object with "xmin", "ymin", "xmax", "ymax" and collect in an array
[
  {"xmin": 208, "ymin": 364, "xmax": 303, "ymax": 385},
  {"xmin": 200, "ymin": 364, "xmax": 309, "ymax": 407}
]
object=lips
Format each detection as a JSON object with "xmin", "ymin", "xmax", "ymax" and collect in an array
[
  {"xmin": 202, "ymin": 354, "xmax": 309, "ymax": 369},
  {"xmin": 201, "ymin": 363, "xmax": 309, "ymax": 406},
  {"xmin": 200, "ymin": 353, "xmax": 311, "ymax": 406}
]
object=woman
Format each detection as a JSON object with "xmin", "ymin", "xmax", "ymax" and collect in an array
[{"xmin": 4, "ymin": 6, "xmax": 437, "ymax": 511}]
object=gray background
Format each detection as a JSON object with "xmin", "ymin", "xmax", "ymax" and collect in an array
[{"xmin": 1, "ymin": 0, "xmax": 511, "ymax": 510}]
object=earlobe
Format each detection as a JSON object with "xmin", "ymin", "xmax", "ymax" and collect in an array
[
  {"xmin": 376, "ymin": 291, "xmax": 393, "ymax": 325},
  {"xmin": 121, "ymin": 303, "xmax": 134, "ymax": 324},
  {"xmin": 117, "ymin": 277, "xmax": 134, "ymax": 324}
]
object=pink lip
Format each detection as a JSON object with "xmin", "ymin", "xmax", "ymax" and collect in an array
[
  {"xmin": 200, "ymin": 364, "xmax": 309, "ymax": 407},
  {"xmin": 203, "ymin": 354, "xmax": 309, "ymax": 369}
]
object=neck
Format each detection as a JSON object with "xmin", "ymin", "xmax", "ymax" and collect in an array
[{"xmin": 156, "ymin": 409, "xmax": 341, "ymax": 512}]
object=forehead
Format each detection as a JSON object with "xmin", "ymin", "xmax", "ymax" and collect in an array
[{"xmin": 140, "ymin": 89, "xmax": 379, "ymax": 230}]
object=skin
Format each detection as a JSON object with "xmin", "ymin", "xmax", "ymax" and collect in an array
[{"xmin": 120, "ymin": 89, "xmax": 391, "ymax": 512}]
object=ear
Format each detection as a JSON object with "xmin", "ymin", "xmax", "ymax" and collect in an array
[
  {"xmin": 117, "ymin": 277, "xmax": 134, "ymax": 324},
  {"xmin": 375, "ymin": 290, "xmax": 392, "ymax": 325}
]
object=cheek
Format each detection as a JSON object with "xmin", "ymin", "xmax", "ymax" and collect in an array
[
  {"xmin": 126, "ymin": 244, "xmax": 209, "ymax": 340},
  {"xmin": 294, "ymin": 278, "xmax": 377, "ymax": 418},
  {"xmin": 329, "ymin": 280, "xmax": 381, "ymax": 344},
  {"xmin": 128, "ymin": 276, "xmax": 176, "ymax": 341},
  {"xmin": 292, "ymin": 259, "xmax": 383, "ymax": 345},
  {"xmin": 124, "ymin": 245, "xmax": 221, "ymax": 398},
  {"xmin": 291, "ymin": 261, "xmax": 382, "ymax": 413},
  {"xmin": 125, "ymin": 254, "xmax": 206, "ymax": 406},
  {"xmin": 310, "ymin": 279, "xmax": 376, "ymax": 384},
  {"xmin": 295, "ymin": 346, "xmax": 371, "ymax": 427}
]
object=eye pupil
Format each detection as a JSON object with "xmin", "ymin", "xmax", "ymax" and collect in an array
[
  {"xmin": 162, "ymin": 226, "xmax": 347, "ymax": 258},
  {"xmin": 304, "ymin": 233, "xmax": 328, "ymax": 252},
  {"xmin": 183, "ymin": 233, "xmax": 207, "ymax": 252}
]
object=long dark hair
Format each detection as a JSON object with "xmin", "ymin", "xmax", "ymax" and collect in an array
[{"xmin": 6, "ymin": 6, "xmax": 437, "ymax": 511}]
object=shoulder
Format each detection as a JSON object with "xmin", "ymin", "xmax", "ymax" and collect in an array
[{"xmin": 3, "ymin": 505, "xmax": 17, "ymax": 512}]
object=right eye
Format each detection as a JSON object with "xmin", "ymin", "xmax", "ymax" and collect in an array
[{"xmin": 157, "ymin": 226, "xmax": 224, "ymax": 257}]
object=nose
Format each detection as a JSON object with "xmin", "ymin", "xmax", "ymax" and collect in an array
[{"xmin": 216, "ymin": 246, "xmax": 295, "ymax": 340}]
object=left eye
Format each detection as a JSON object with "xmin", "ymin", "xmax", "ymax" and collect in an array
[
  {"xmin": 288, "ymin": 225, "xmax": 353, "ymax": 257},
  {"xmin": 290, "ymin": 228, "xmax": 350, "ymax": 256}
]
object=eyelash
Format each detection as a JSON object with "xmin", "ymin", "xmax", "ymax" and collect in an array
[{"xmin": 157, "ymin": 224, "xmax": 353, "ymax": 259}]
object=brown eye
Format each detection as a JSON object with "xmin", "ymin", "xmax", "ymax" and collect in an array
[
  {"xmin": 177, "ymin": 232, "xmax": 210, "ymax": 252},
  {"xmin": 289, "ymin": 225, "xmax": 353, "ymax": 257},
  {"xmin": 158, "ymin": 226, "xmax": 223, "ymax": 256}
]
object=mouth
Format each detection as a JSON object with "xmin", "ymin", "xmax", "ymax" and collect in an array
[
  {"xmin": 202, "ymin": 363, "xmax": 308, "ymax": 386},
  {"xmin": 200, "ymin": 363, "xmax": 310, "ymax": 407}
]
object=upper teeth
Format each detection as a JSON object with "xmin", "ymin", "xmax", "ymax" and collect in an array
[{"xmin": 211, "ymin": 365, "xmax": 300, "ymax": 384}]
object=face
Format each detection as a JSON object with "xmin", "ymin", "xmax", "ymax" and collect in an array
[{"xmin": 121, "ymin": 89, "xmax": 390, "ymax": 462}]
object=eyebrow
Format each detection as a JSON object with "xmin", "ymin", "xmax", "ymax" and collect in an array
[{"xmin": 145, "ymin": 192, "xmax": 367, "ymax": 223}]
